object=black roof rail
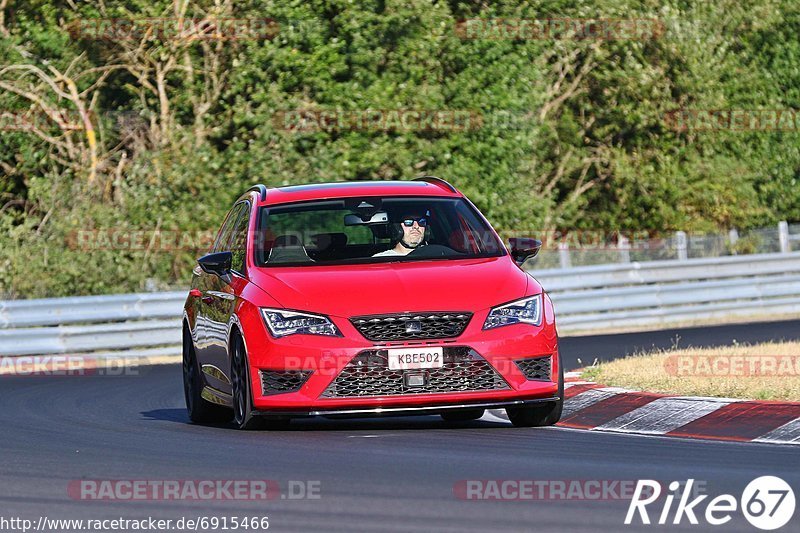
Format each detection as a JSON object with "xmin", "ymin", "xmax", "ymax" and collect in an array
[
  {"xmin": 413, "ymin": 175, "xmax": 458, "ymax": 193},
  {"xmin": 247, "ymin": 184, "xmax": 268, "ymax": 201}
]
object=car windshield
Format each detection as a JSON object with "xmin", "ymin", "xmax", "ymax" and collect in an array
[{"xmin": 254, "ymin": 197, "xmax": 506, "ymax": 266}]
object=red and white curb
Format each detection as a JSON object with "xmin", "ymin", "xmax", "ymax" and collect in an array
[{"xmin": 486, "ymin": 372, "xmax": 800, "ymax": 445}]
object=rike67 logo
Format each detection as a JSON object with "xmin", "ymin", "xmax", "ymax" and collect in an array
[{"xmin": 626, "ymin": 477, "xmax": 795, "ymax": 530}]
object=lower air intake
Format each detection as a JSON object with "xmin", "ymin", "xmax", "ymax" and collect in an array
[
  {"xmin": 514, "ymin": 356, "xmax": 552, "ymax": 381},
  {"xmin": 260, "ymin": 370, "xmax": 312, "ymax": 395}
]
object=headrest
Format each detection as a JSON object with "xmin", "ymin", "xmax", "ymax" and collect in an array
[
  {"xmin": 273, "ymin": 234, "xmax": 303, "ymax": 247},
  {"xmin": 311, "ymin": 232, "xmax": 348, "ymax": 249}
]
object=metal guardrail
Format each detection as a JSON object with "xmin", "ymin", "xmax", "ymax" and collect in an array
[
  {"xmin": 1, "ymin": 252, "xmax": 800, "ymax": 356},
  {"xmin": 531, "ymin": 252, "xmax": 800, "ymax": 291},
  {"xmin": 0, "ymin": 292, "xmax": 186, "ymax": 329},
  {"xmin": 532, "ymin": 252, "xmax": 800, "ymax": 331},
  {"xmin": 541, "ymin": 220, "xmax": 798, "ymax": 268}
]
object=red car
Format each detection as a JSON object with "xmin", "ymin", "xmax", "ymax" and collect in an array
[{"xmin": 182, "ymin": 177, "xmax": 562, "ymax": 430}]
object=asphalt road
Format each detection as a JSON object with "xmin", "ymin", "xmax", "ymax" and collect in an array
[{"xmin": 2, "ymin": 322, "xmax": 800, "ymax": 532}]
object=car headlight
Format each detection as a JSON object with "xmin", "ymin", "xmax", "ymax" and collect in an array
[
  {"xmin": 483, "ymin": 295, "xmax": 543, "ymax": 330},
  {"xmin": 260, "ymin": 308, "xmax": 341, "ymax": 338}
]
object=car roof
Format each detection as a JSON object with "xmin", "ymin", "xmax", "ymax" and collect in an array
[{"xmin": 248, "ymin": 179, "xmax": 462, "ymax": 206}]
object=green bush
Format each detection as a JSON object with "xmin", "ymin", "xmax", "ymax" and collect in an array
[{"xmin": 1, "ymin": 0, "xmax": 798, "ymax": 297}]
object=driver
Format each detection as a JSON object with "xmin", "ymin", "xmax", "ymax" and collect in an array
[{"xmin": 373, "ymin": 210, "xmax": 429, "ymax": 257}]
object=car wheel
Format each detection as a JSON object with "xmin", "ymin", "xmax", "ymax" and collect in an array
[
  {"xmin": 230, "ymin": 334, "xmax": 267, "ymax": 430},
  {"xmin": 183, "ymin": 325, "xmax": 232, "ymax": 423},
  {"xmin": 506, "ymin": 353, "xmax": 564, "ymax": 427},
  {"xmin": 440, "ymin": 408, "xmax": 485, "ymax": 422}
]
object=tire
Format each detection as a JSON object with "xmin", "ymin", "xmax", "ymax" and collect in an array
[
  {"xmin": 440, "ymin": 408, "xmax": 485, "ymax": 422},
  {"xmin": 231, "ymin": 333, "xmax": 267, "ymax": 430},
  {"xmin": 506, "ymin": 353, "xmax": 564, "ymax": 427},
  {"xmin": 182, "ymin": 324, "xmax": 232, "ymax": 424}
]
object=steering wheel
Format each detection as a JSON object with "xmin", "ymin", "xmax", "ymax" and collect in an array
[{"xmin": 407, "ymin": 244, "xmax": 462, "ymax": 258}]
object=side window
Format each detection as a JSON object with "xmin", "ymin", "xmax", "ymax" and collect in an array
[
  {"xmin": 230, "ymin": 202, "xmax": 251, "ymax": 274},
  {"xmin": 213, "ymin": 203, "xmax": 244, "ymax": 253}
]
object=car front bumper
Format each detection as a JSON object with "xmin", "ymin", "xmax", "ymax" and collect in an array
[{"xmin": 239, "ymin": 302, "xmax": 561, "ymax": 414}]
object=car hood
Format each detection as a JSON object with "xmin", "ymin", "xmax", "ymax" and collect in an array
[{"xmin": 249, "ymin": 257, "xmax": 536, "ymax": 317}]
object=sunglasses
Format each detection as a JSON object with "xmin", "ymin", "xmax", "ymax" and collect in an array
[{"xmin": 401, "ymin": 217, "xmax": 428, "ymax": 227}]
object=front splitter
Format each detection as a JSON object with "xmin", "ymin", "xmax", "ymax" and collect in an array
[{"xmin": 254, "ymin": 396, "xmax": 561, "ymax": 419}]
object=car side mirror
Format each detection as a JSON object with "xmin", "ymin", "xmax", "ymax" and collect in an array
[
  {"xmin": 197, "ymin": 251, "xmax": 233, "ymax": 284},
  {"xmin": 508, "ymin": 237, "xmax": 542, "ymax": 266}
]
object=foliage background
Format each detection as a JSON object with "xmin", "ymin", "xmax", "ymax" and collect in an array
[{"xmin": 0, "ymin": 0, "xmax": 798, "ymax": 298}]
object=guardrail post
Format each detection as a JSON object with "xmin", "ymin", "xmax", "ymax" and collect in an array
[
  {"xmin": 558, "ymin": 242, "xmax": 571, "ymax": 269},
  {"xmin": 617, "ymin": 234, "xmax": 631, "ymax": 263},
  {"xmin": 675, "ymin": 231, "xmax": 688, "ymax": 260},
  {"xmin": 779, "ymin": 221, "xmax": 790, "ymax": 253},
  {"xmin": 728, "ymin": 228, "xmax": 739, "ymax": 254}
]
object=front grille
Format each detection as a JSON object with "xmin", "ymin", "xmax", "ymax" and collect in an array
[
  {"xmin": 515, "ymin": 356, "xmax": 552, "ymax": 381},
  {"xmin": 321, "ymin": 347, "xmax": 509, "ymax": 398},
  {"xmin": 260, "ymin": 370, "xmax": 312, "ymax": 395},
  {"xmin": 350, "ymin": 312, "xmax": 472, "ymax": 341}
]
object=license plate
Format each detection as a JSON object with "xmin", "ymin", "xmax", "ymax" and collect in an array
[{"xmin": 388, "ymin": 347, "xmax": 444, "ymax": 370}]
